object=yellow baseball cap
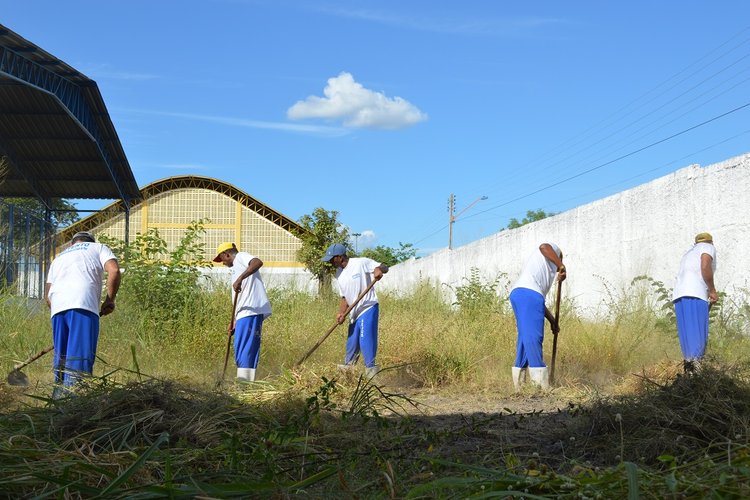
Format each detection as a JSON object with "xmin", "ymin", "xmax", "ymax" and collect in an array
[
  {"xmin": 694, "ymin": 232, "xmax": 713, "ymax": 244},
  {"xmin": 213, "ymin": 242, "xmax": 235, "ymax": 262}
]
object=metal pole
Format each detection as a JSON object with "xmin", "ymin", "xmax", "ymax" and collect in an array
[
  {"xmin": 124, "ymin": 205, "xmax": 130, "ymax": 245},
  {"xmin": 448, "ymin": 193, "xmax": 455, "ymax": 250},
  {"xmin": 6, "ymin": 204, "xmax": 13, "ymax": 286}
]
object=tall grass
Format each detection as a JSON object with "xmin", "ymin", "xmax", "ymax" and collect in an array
[
  {"xmin": 2, "ymin": 273, "xmax": 749, "ymax": 392},
  {"xmin": 2, "ymin": 274, "xmax": 750, "ymax": 497}
]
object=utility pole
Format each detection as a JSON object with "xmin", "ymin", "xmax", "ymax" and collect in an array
[
  {"xmin": 448, "ymin": 193, "xmax": 455, "ymax": 250},
  {"xmin": 448, "ymin": 194, "xmax": 487, "ymax": 250}
]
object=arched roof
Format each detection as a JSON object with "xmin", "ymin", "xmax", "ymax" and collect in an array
[
  {"xmin": 59, "ymin": 175, "xmax": 307, "ymax": 243},
  {"xmin": 0, "ymin": 23, "xmax": 140, "ymax": 205}
]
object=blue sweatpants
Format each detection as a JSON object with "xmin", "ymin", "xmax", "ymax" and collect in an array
[
  {"xmin": 52, "ymin": 308, "xmax": 100, "ymax": 387},
  {"xmin": 345, "ymin": 304, "xmax": 379, "ymax": 368},
  {"xmin": 234, "ymin": 314, "xmax": 263, "ymax": 369},
  {"xmin": 674, "ymin": 297, "xmax": 709, "ymax": 360},
  {"xmin": 510, "ymin": 288, "xmax": 546, "ymax": 368}
]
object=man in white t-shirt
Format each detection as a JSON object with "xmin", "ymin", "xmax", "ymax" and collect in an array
[
  {"xmin": 509, "ymin": 242, "xmax": 565, "ymax": 391},
  {"xmin": 321, "ymin": 243, "xmax": 388, "ymax": 377},
  {"xmin": 214, "ymin": 242, "xmax": 272, "ymax": 382},
  {"xmin": 45, "ymin": 232, "xmax": 121, "ymax": 391},
  {"xmin": 672, "ymin": 232, "xmax": 718, "ymax": 370}
]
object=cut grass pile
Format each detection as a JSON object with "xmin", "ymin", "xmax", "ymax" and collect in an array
[{"xmin": 2, "ymin": 362, "xmax": 750, "ymax": 497}]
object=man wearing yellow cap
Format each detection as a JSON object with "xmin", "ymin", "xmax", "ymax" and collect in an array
[
  {"xmin": 213, "ymin": 242, "xmax": 272, "ymax": 382},
  {"xmin": 672, "ymin": 233, "xmax": 718, "ymax": 369}
]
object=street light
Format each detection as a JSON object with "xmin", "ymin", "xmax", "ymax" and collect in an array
[
  {"xmin": 353, "ymin": 232, "xmax": 362, "ymax": 253},
  {"xmin": 448, "ymin": 194, "xmax": 488, "ymax": 250}
]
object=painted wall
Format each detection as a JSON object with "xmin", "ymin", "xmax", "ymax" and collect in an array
[{"xmin": 380, "ymin": 152, "xmax": 750, "ymax": 315}]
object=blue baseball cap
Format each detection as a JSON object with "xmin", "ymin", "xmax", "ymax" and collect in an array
[{"xmin": 321, "ymin": 243, "xmax": 347, "ymax": 262}]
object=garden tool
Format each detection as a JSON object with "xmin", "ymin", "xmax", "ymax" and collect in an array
[
  {"xmin": 296, "ymin": 279, "xmax": 378, "ymax": 367},
  {"xmin": 219, "ymin": 291, "xmax": 240, "ymax": 384},
  {"xmin": 549, "ymin": 278, "xmax": 563, "ymax": 385},
  {"xmin": 7, "ymin": 344, "xmax": 54, "ymax": 386}
]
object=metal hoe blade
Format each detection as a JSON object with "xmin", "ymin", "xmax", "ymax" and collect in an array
[
  {"xmin": 5, "ymin": 345, "xmax": 54, "ymax": 387},
  {"xmin": 7, "ymin": 369, "xmax": 29, "ymax": 386}
]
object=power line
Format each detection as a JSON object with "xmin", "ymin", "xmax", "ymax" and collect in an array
[
  {"xmin": 538, "ymin": 68, "xmax": 750, "ymax": 190},
  {"xmin": 476, "ymin": 26, "xmax": 750, "ymax": 196},
  {"xmin": 466, "ymin": 100, "xmax": 750, "ymax": 220},
  {"xmin": 541, "ymin": 127, "xmax": 750, "ymax": 213}
]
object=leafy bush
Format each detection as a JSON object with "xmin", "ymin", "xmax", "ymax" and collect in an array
[
  {"xmin": 447, "ymin": 267, "xmax": 506, "ymax": 314},
  {"xmin": 99, "ymin": 220, "xmax": 209, "ymax": 323},
  {"xmin": 631, "ymin": 275, "xmax": 675, "ymax": 334}
]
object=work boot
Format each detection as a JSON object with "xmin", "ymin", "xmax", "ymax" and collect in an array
[
  {"xmin": 528, "ymin": 367, "xmax": 550, "ymax": 390},
  {"xmin": 365, "ymin": 365, "xmax": 380, "ymax": 379},
  {"xmin": 511, "ymin": 366, "xmax": 527, "ymax": 392},
  {"xmin": 237, "ymin": 367, "xmax": 256, "ymax": 382}
]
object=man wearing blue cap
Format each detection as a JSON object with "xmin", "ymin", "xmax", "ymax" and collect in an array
[
  {"xmin": 214, "ymin": 242, "xmax": 272, "ymax": 382},
  {"xmin": 45, "ymin": 232, "xmax": 121, "ymax": 393},
  {"xmin": 321, "ymin": 243, "xmax": 388, "ymax": 377},
  {"xmin": 672, "ymin": 232, "xmax": 718, "ymax": 371}
]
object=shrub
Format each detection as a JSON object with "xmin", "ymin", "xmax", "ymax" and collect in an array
[
  {"xmin": 448, "ymin": 267, "xmax": 507, "ymax": 314},
  {"xmin": 99, "ymin": 220, "xmax": 209, "ymax": 323}
]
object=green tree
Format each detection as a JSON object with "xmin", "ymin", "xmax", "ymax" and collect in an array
[
  {"xmin": 2, "ymin": 197, "xmax": 79, "ymax": 227},
  {"xmin": 0, "ymin": 198, "xmax": 75, "ymax": 287},
  {"xmin": 360, "ymin": 242, "xmax": 417, "ymax": 267},
  {"xmin": 296, "ymin": 208, "xmax": 350, "ymax": 295},
  {"xmin": 506, "ymin": 209, "xmax": 556, "ymax": 230}
]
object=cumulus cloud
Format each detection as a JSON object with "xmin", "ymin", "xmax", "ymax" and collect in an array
[
  {"xmin": 355, "ymin": 230, "xmax": 377, "ymax": 249},
  {"xmin": 287, "ymin": 72, "xmax": 427, "ymax": 130}
]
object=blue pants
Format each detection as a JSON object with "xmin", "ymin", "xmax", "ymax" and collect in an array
[
  {"xmin": 510, "ymin": 288, "xmax": 546, "ymax": 368},
  {"xmin": 234, "ymin": 315, "xmax": 263, "ymax": 369},
  {"xmin": 674, "ymin": 297, "xmax": 709, "ymax": 360},
  {"xmin": 52, "ymin": 309, "xmax": 100, "ymax": 387},
  {"xmin": 345, "ymin": 304, "xmax": 379, "ymax": 368}
]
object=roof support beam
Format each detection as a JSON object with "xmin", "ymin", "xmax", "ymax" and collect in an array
[{"xmin": 0, "ymin": 45, "xmax": 130, "ymax": 208}]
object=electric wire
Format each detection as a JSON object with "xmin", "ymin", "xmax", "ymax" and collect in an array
[
  {"xmin": 539, "ymin": 67, "xmax": 750, "ymax": 189},
  {"xmin": 464, "ymin": 100, "xmax": 750, "ymax": 221},
  {"xmin": 408, "ymin": 26, "xmax": 750, "ymax": 248},
  {"xmin": 541, "ymin": 127, "xmax": 750, "ymax": 214},
  {"xmin": 476, "ymin": 27, "xmax": 750, "ymax": 196}
]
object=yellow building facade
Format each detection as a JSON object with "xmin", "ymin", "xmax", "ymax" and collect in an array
[{"xmin": 58, "ymin": 176, "xmax": 308, "ymax": 275}]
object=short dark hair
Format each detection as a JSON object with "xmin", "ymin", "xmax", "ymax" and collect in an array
[{"xmin": 71, "ymin": 231, "xmax": 96, "ymax": 244}]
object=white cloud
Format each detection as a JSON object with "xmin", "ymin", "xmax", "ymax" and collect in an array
[
  {"xmin": 355, "ymin": 230, "xmax": 377, "ymax": 249},
  {"xmin": 316, "ymin": 6, "xmax": 566, "ymax": 37},
  {"xmin": 82, "ymin": 64, "xmax": 159, "ymax": 81},
  {"xmin": 118, "ymin": 107, "xmax": 348, "ymax": 137},
  {"xmin": 287, "ymin": 72, "xmax": 427, "ymax": 130}
]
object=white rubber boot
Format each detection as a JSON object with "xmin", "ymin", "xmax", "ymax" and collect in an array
[
  {"xmin": 365, "ymin": 365, "xmax": 380, "ymax": 379},
  {"xmin": 237, "ymin": 367, "xmax": 256, "ymax": 382},
  {"xmin": 528, "ymin": 367, "xmax": 549, "ymax": 390},
  {"xmin": 337, "ymin": 363, "xmax": 355, "ymax": 373},
  {"xmin": 511, "ymin": 367, "xmax": 526, "ymax": 392}
]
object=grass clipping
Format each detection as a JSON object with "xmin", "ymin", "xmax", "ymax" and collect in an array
[{"xmin": 565, "ymin": 362, "xmax": 750, "ymax": 465}]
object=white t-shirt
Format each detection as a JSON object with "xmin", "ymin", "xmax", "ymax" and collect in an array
[
  {"xmin": 232, "ymin": 252, "xmax": 272, "ymax": 320},
  {"xmin": 673, "ymin": 242, "xmax": 717, "ymax": 302},
  {"xmin": 335, "ymin": 257, "xmax": 380, "ymax": 321},
  {"xmin": 46, "ymin": 242, "xmax": 117, "ymax": 317},
  {"xmin": 511, "ymin": 242, "xmax": 562, "ymax": 297}
]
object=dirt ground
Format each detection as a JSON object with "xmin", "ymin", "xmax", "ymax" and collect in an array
[{"xmin": 380, "ymin": 386, "xmax": 587, "ymax": 469}]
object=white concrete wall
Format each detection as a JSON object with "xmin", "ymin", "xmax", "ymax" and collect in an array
[
  {"xmin": 199, "ymin": 266, "xmax": 318, "ymax": 294},
  {"xmin": 380, "ymin": 152, "xmax": 750, "ymax": 315}
]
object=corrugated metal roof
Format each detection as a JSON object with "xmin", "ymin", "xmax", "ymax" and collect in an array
[{"xmin": 0, "ymin": 24, "xmax": 140, "ymax": 205}]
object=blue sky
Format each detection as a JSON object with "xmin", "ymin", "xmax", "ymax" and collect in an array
[{"xmin": 3, "ymin": 1, "xmax": 750, "ymax": 255}]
